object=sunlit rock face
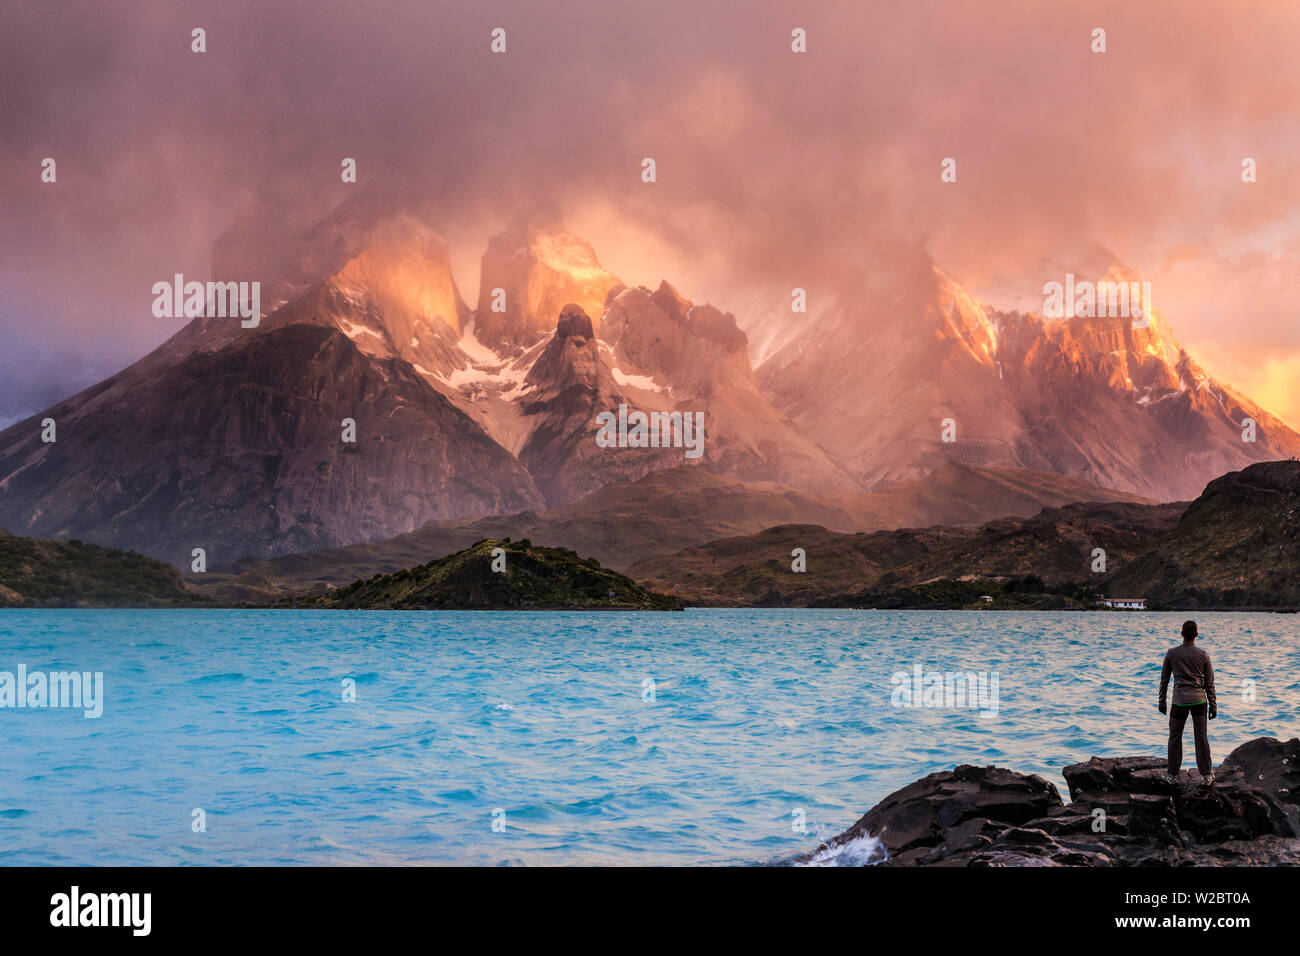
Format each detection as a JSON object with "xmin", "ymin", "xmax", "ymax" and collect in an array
[
  {"xmin": 327, "ymin": 213, "xmax": 472, "ymax": 336},
  {"xmin": 201, "ymin": 209, "xmax": 476, "ymax": 383},
  {"xmin": 754, "ymin": 244, "xmax": 1300, "ymax": 502},
  {"xmin": 474, "ymin": 203, "xmax": 621, "ymax": 351},
  {"xmin": 3, "ymin": 196, "xmax": 1298, "ymax": 568}
]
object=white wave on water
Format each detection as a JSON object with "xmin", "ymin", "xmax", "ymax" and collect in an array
[{"xmin": 796, "ymin": 831, "xmax": 888, "ymax": 867}]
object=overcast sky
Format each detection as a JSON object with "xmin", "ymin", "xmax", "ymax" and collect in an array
[{"xmin": 2, "ymin": 0, "xmax": 1298, "ymax": 425}]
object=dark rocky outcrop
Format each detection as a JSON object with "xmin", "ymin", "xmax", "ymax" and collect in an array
[
  {"xmin": 1104, "ymin": 460, "xmax": 1300, "ymax": 608},
  {"xmin": 798, "ymin": 738, "xmax": 1300, "ymax": 866},
  {"xmin": 554, "ymin": 304, "xmax": 596, "ymax": 341},
  {"xmin": 807, "ymin": 764, "xmax": 1064, "ymax": 866},
  {"xmin": 1217, "ymin": 736, "xmax": 1300, "ymax": 805},
  {"xmin": 518, "ymin": 305, "xmax": 685, "ymax": 507}
]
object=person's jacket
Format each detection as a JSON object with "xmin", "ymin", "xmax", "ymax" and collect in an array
[{"xmin": 1160, "ymin": 642, "xmax": 1216, "ymax": 708}]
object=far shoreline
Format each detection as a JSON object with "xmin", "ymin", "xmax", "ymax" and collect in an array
[{"xmin": 2, "ymin": 604, "xmax": 1297, "ymax": 613}]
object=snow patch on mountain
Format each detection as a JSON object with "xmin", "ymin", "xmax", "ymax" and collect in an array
[
  {"xmin": 459, "ymin": 319, "xmax": 504, "ymax": 366},
  {"xmin": 337, "ymin": 318, "xmax": 386, "ymax": 345}
]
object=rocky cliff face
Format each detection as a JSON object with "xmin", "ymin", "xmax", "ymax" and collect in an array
[
  {"xmin": 755, "ymin": 245, "xmax": 1300, "ymax": 501},
  {"xmin": 602, "ymin": 283, "xmax": 857, "ymax": 493},
  {"xmin": 798, "ymin": 737, "xmax": 1300, "ymax": 866},
  {"xmin": 516, "ymin": 304, "xmax": 685, "ymax": 506},
  {"xmin": 0, "ymin": 324, "xmax": 542, "ymax": 565},
  {"xmin": 473, "ymin": 203, "xmax": 621, "ymax": 350}
]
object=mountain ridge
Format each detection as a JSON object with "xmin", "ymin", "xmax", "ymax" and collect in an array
[
  {"xmin": 754, "ymin": 245, "xmax": 1300, "ymax": 500},
  {"xmin": 629, "ymin": 459, "xmax": 1300, "ymax": 609},
  {"xmin": 188, "ymin": 461, "xmax": 1149, "ymax": 602},
  {"xmin": 2, "ymin": 198, "xmax": 1297, "ymax": 567}
]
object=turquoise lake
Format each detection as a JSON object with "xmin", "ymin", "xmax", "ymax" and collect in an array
[{"xmin": 1, "ymin": 609, "xmax": 1296, "ymax": 865}]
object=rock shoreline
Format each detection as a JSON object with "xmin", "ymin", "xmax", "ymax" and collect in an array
[{"xmin": 799, "ymin": 737, "xmax": 1300, "ymax": 866}]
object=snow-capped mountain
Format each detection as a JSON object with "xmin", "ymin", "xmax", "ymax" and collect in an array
[
  {"xmin": 754, "ymin": 244, "xmax": 1300, "ymax": 501},
  {"xmin": 1, "ymin": 201, "xmax": 1296, "ymax": 566},
  {"xmin": 0, "ymin": 203, "xmax": 855, "ymax": 561},
  {"xmin": 600, "ymin": 282, "xmax": 856, "ymax": 493}
]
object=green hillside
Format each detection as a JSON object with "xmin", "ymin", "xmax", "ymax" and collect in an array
[
  {"xmin": 298, "ymin": 538, "xmax": 682, "ymax": 610},
  {"xmin": 0, "ymin": 530, "xmax": 202, "ymax": 607}
]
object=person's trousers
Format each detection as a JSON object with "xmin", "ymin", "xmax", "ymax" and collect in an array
[{"xmin": 1168, "ymin": 702, "xmax": 1212, "ymax": 776}]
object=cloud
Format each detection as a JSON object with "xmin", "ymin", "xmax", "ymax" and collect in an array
[{"xmin": 1, "ymin": 0, "xmax": 1297, "ymax": 421}]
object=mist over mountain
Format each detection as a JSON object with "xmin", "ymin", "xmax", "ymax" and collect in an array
[
  {"xmin": 0, "ymin": 196, "xmax": 1296, "ymax": 567},
  {"xmin": 754, "ymin": 244, "xmax": 1300, "ymax": 500},
  {"xmin": 6, "ymin": 1, "xmax": 1298, "ymax": 436},
  {"xmin": 474, "ymin": 203, "xmax": 622, "ymax": 351}
]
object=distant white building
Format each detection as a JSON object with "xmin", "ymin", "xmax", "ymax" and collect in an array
[{"xmin": 1097, "ymin": 596, "xmax": 1146, "ymax": 610}]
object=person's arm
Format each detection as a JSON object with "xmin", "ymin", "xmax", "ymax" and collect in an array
[
  {"xmin": 1205, "ymin": 653, "xmax": 1216, "ymax": 716},
  {"xmin": 1159, "ymin": 651, "xmax": 1170, "ymax": 713}
]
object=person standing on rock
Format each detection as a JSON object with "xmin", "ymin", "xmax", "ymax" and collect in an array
[{"xmin": 1158, "ymin": 620, "xmax": 1217, "ymax": 785}]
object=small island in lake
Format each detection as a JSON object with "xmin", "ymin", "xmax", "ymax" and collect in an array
[{"xmin": 286, "ymin": 538, "xmax": 683, "ymax": 611}]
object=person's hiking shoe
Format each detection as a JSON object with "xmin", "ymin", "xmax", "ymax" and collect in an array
[
  {"xmin": 1158, "ymin": 773, "xmax": 1177, "ymax": 786},
  {"xmin": 1201, "ymin": 774, "xmax": 1215, "ymax": 787}
]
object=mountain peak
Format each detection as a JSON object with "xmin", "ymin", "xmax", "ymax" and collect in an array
[
  {"xmin": 651, "ymin": 280, "xmax": 692, "ymax": 318},
  {"xmin": 475, "ymin": 210, "xmax": 621, "ymax": 350},
  {"xmin": 329, "ymin": 214, "xmax": 469, "ymax": 333},
  {"xmin": 525, "ymin": 305, "xmax": 608, "ymax": 394},
  {"xmin": 555, "ymin": 304, "xmax": 595, "ymax": 340},
  {"xmin": 283, "ymin": 212, "xmax": 475, "ymax": 383}
]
